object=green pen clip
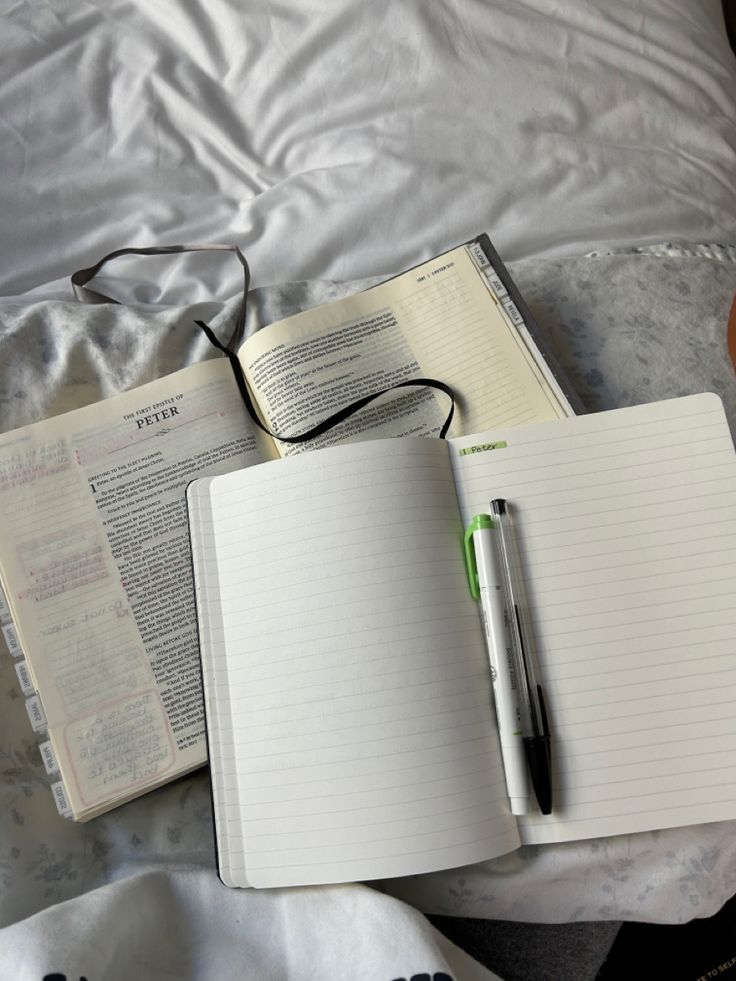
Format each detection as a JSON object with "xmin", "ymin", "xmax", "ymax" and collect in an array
[{"xmin": 463, "ymin": 514, "xmax": 494, "ymax": 599}]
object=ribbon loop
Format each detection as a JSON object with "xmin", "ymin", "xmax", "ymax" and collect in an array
[{"xmin": 71, "ymin": 244, "xmax": 250, "ymax": 351}]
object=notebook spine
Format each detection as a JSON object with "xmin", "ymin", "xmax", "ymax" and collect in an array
[{"xmin": 0, "ymin": 582, "xmax": 73, "ymax": 819}]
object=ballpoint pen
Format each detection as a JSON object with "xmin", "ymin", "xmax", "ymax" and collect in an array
[
  {"xmin": 490, "ymin": 498, "xmax": 553, "ymax": 815},
  {"xmin": 464, "ymin": 515, "xmax": 529, "ymax": 815}
]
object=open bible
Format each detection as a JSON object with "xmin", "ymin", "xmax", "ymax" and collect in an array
[
  {"xmin": 0, "ymin": 235, "xmax": 577, "ymax": 820},
  {"xmin": 187, "ymin": 394, "xmax": 736, "ymax": 889}
]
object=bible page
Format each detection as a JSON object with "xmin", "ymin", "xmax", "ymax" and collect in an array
[
  {"xmin": 190, "ymin": 437, "xmax": 520, "ymax": 888},
  {"xmin": 448, "ymin": 393, "xmax": 736, "ymax": 842},
  {"xmin": 0, "ymin": 359, "xmax": 274, "ymax": 819},
  {"xmin": 237, "ymin": 242, "xmax": 571, "ymax": 457}
]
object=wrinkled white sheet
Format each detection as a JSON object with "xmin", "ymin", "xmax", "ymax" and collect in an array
[
  {"xmin": 1, "ymin": 0, "xmax": 735, "ymax": 303},
  {"xmin": 2, "ymin": 875, "xmax": 499, "ymax": 981}
]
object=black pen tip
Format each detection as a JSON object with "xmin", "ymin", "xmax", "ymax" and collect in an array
[{"xmin": 525, "ymin": 736, "xmax": 553, "ymax": 815}]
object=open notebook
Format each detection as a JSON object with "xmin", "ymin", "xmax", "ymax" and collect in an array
[{"xmin": 187, "ymin": 393, "xmax": 736, "ymax": 888}]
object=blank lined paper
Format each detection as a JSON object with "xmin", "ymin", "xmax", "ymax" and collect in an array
[
  {"xmin": 190, "ymin": 439, "xmax": 520, "ymax": 888},
  {"xmin": 449, "ymin": 393, "xmax": 736, "ymax": 843}
]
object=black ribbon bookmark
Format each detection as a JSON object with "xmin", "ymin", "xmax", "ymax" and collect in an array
[
  {"xmin": 71, "ymin": 243, "xmax": 250, "ymax": 352},
  {"xmin": 194, "ymin": 318, "xmax": 455, "ymax": 444},
  {"xmin": 71, "ymin": 242, "xmax": 456, "ymax": 442}
]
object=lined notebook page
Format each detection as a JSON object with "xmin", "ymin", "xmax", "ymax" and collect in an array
[
  {"xmin": 449, "ymin": 393, "xmax": 736, "ymax": 843},
  {"xmin": 192, "ymin": 438, "xmax": 520, "ymax": 888}
]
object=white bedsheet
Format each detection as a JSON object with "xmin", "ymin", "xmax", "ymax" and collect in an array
[{"xmin": 1, "ymin": 0, "xmax": 735, "ymax": 302}]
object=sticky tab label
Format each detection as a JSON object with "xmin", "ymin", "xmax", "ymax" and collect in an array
[
  {"xmin": 15, "ymin": 659, "xmax": 35, "ymax": 697},
  {"xmin": 39, "ymin": 740, "xmax": 59, "ymax": 775},
  {"xmin": 468, "ymin": 241, "xmax": 490, "ymax": 269},
  {"xmin": 502, "ymin": 298, "xmax": 524, "ymax": 325},
  {"xmin": 25, "ymin": 694, "xmax": 47, "ymax": 733},
  {"xmin": 484, "ymin": 270, "xmax": 508, "ymax": 298},
  {"xmin": 50, "ymin": 780, "xmax": 72, "ymax": 818},
  {"xmin": 2, "ymin": 622, "xmax": 22, "ymax": 658}
]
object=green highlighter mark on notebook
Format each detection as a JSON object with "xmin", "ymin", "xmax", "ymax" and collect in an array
[{"xmin": 458, "ymin": 440, "xmax": 507, "ymax": 456}]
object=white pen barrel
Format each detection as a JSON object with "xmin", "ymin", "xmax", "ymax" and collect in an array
[{"xmin": 473, "ymin": 527, "xmax": 529, "ymax": 816}]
